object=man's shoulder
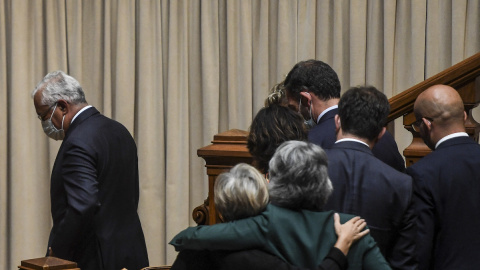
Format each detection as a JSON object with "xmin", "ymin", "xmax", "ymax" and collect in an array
[
  {"xmin": 329, "ymin": 145, "xmax": 412, "ymax": 185},
  {"xmin": 408, "ymin": 138, "xmax": 480, "ymax": 175}
]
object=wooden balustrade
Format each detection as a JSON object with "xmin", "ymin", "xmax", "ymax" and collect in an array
[
  {"xmin": 389, "ymin": 53, "xmax": 480, "ymax": 166},
  {"xmin": 195, "ymin": 129, "xmax": 253, "ymax": 225}
]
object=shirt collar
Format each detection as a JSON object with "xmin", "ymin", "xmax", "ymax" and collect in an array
[
  {"xmin": 435, "ymin": 132, "xmax": 469, "ymax": 149},
  {"xmin": 335, "ymin": 138, "xmax": 370, "ymax": 148},
  {"xmin": 317, "ymin": 105, "xmax": 338, "ymax": 123},
  {"xmin": 71, "ymin": 105, "xmax": 93, "ymax": 124}
]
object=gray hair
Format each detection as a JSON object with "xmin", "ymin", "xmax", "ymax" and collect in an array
[
  {"xmin": 268, "ymin": 140, "xmax": 333, "ymax": 211},
  {"xmin": 31, "ymin": 70, "xmax": 87, "ymax": 106},
  {"xmin": 214, "ymin": 163, "xmax": 269, "ymax": 222}
]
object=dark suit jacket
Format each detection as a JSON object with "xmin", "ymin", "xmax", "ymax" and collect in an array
[
  {"xmin": 48, "ymin": 107, "xmax": 149, "ymax": 270},
  {"xmin": 308, "ymin": 108, "xmax": 405, "ymax": 172},
  {"xmin": 171, "ymin": 248, "xmax": 348, "ymax": 270},
  {"xmin": 324, "ymin": 141, "xmax": 416, "ymax": 270},
  {"xmin": 406, "ymin": 136, "xmax": 480, "ymax": 270}
]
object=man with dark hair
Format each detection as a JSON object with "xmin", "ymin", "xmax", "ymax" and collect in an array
[
  {"xmin": 283, "ymin": 60, "xmax": 405, "ymax": 172},
  {"xmin": 323, "ymin": 86, "xmax": 416, "ymax": 270},
  {"xmin": 406, "ymin": 85, "xmax": 480, "ymax": 270}
]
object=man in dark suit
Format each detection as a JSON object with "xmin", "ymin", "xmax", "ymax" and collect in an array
[
  {"xmin": 406, "ymin": 84, "xmax": 480, "ymax": 270},
  {"xmin": 323, "ymin": 86, "xmax": 416, "ymax": 269},
  {"xmin": 283, "ymin": 60, "xmax": 405, "ymax": 172},
  {"xmin": 32, "ymin": 71, "xmax": 149, "ymax": 270}
]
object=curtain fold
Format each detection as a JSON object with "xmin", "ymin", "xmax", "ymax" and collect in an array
[
  {"xmin": 0, "ymin": 0, "xmax": 7, "ymax": 268},
  {"xmin": 1, "ymin": 0, "xmax": 479, "ymax": 268}
]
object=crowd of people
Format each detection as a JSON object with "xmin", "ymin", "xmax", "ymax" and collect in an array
[
  {"xmin": 31, "ymin": 59, "xmax": 480, "ymax": 270},
  {"xmin": 169, "ymin": 60, "xmax": 480, "ymax": 270}
]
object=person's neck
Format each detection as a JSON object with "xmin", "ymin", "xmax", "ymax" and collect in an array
[
  {"xmin": 63, "ymin": 103, "xmax": 88, "ymax": 132},
  {"xmin": 336, "ymin": 131, "xmax": 374, "ymax": 149},
  {"xmin": 312, "ymin": 98, "xmax": 339, "ymax": 121}
]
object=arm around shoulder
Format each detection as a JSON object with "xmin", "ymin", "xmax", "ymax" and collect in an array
[{"xmin": 169, "ymin": 214, "xmax": 268, "ymax": 252}]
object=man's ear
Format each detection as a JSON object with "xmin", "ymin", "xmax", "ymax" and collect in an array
[
  {"xmin": 299, "ymin": 91, "xmax": 312, "ymax": 106},
  {"xmin": 377, "ymin": 127, "xmax": 386, "ymax": 141},
  {"xmin": 423, "ymin": 117, "xmax": 433, "ymax": 131},
  {"xmin": 56, "ymin": 99, "xmax": 69, "ymax": 115},
  {"xmin": 334, "ymin": 114, "xmax": 341, "ymax": 131}
]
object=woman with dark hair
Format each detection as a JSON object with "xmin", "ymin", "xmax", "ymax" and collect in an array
[{"xmin": 247, "ymin": 104, "xmax": 308, "ymax": 174}]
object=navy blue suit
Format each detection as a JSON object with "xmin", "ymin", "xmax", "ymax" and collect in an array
[
  {"xmin": 308, "ymin": 108, "xmax": 405, "ymax": 172},
  {"xmin": 406, "ymin": 136, "xmax": 480, "ymax": 270},
  {"xmin": 324, "ymin": 141, "xmax": 416, "ymax": 270},
  {"xmin": 48, "ymin": 107, "xmax": 149, "ymax": 270}
]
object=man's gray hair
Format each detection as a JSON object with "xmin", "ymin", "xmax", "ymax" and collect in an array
[
  {"xmin": 268, "ymin": 140, "xmax": 333, "ymax": 211},
  {"xmin": 31, "ymin": 70, "xmax": 87, "ymax": 106},
  {"xmin": 214, "ymin": 163, "xmax": 269, "ymax": 222}
]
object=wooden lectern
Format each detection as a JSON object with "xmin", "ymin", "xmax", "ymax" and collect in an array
[
  {"xmin": 194, "ymin": 129, "xmax": 253, "ymax": 225},
  {"xmin": 19, "ymin": 256, "xmax": 79, "ymax": 270}
]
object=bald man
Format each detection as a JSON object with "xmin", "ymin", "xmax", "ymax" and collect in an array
[{"xmin": 406, "ymin": 85, "xmax": 480, "ymax": 270}]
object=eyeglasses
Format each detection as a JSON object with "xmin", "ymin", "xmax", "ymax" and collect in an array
[
  {"xmin": 411, "ymin": 117, "xmax": 434, "ymax": 132},
  {"xmin": 37, "ymin": 103, "xmax": 56, "ymax": 121}
]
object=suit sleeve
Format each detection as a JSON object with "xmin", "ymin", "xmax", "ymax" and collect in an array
[
  {"xmin": 169, "ymin": 215, "xmax": 269, "ymax": 252},
  {"xmin": 387, "ymin": 175, "xmax": 417, "ymax": 269},
  {"xmin": 50, "ymin": 140, "xmax": 100, "ymax": 258},
  {"xmin": 406, "ymin": 166, "xmax": 435, "ymax": 270},
  {"xmin": 361, "ymin": 236, "xmax": 392, "ymax": 270}
]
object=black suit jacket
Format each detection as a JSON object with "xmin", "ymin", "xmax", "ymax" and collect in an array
[
  {"xmin": 406, "ymin": 136, "xmax": 480, "ymax": 270},
  {"xmin": 324, "ymin": 141, "xmax": 416, "ymax": 269},
  {"xmin": 308, "ymin": 108, "xmax": 405, "ymax": 172},
  {"xmin": 48, "ymin": 107, "xmax": 149, "ymax": 270},
  {"xmin": 171, "ymin": 248, "xmax": 348, "ymax": 270}
]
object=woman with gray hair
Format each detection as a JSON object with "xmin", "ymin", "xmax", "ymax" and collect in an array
[
  {"xmin": 214, "ymin": 163, "xmax": 270, "ymax": 222},
  {"xmin": 170, "ymin": 141, "xmax": 390, "ymax": 270}
]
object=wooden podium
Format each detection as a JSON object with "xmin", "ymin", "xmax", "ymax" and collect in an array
[
  {"xmin": 193, "ymin": 129, "xmax": 253, "ymax": 225},
  {"xmin": 19, "ymin": 256, "xmax": 79, "ymax": 270}
]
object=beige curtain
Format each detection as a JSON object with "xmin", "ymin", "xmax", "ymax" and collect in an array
[{"xmin": 1, "ymin": 0, "xmax": 479, "ymax": 268}]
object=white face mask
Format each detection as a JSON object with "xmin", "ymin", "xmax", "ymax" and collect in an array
[{"xmin": 41, "ymin": 103, "xmax": 65, "ymax": 140}]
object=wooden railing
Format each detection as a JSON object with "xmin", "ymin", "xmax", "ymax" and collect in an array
[
  {"xmin": 195, "ymin": 129, "xmax": 253, "ymax": 225},
  {"xmin": 389, "ymin": 52, "xmax": 480, "ymax": 166},
  {"xmin": 195, "ymin": 52, "xmax": 480, "ymax": 225}
]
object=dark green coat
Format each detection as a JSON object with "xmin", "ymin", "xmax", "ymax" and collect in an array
[{"xmin": 170, "ymin": 204, "xmax": 390, "ymax": 270}]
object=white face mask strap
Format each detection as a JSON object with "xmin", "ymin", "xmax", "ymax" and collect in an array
[
  {"xmin": 60, "ymin": 114, "xmax": 65, "ymax": 130},
  {"xmin": 49, "ymin": 103, "xmax": 58, "ymax": 121},
  {"xmin": 298, "ymin": 97, "xmax": 302, "ymax": 114}
]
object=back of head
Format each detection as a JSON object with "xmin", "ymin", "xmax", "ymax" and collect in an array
[
  {"xmin": 338, "ymin": 86, "xmax": 390, "ymax": 141},
  {"xmin": 247, "ymin": 104, "xmax": 308, "ymax": 173},
  {"xmin": 214, "ymin": 163, "xmax": 269, "ymax": 222},
  {"xmin": 265, "ymin": 80, "xmax": 288, "ymax": 107},
  {"xmin": 268, "ymin": 140, "xmax": 332, "ymax": 211},
  {"xmin": 283, "ymin": 60, "xmax": 341, "ymax": 101},
  {"xmin": 414, "ymin": 84, "xmax": 465, "ymax": 131},
  {"xmin": 32, "ymin": 70, "xmax": 87, "ymax": 106}
]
